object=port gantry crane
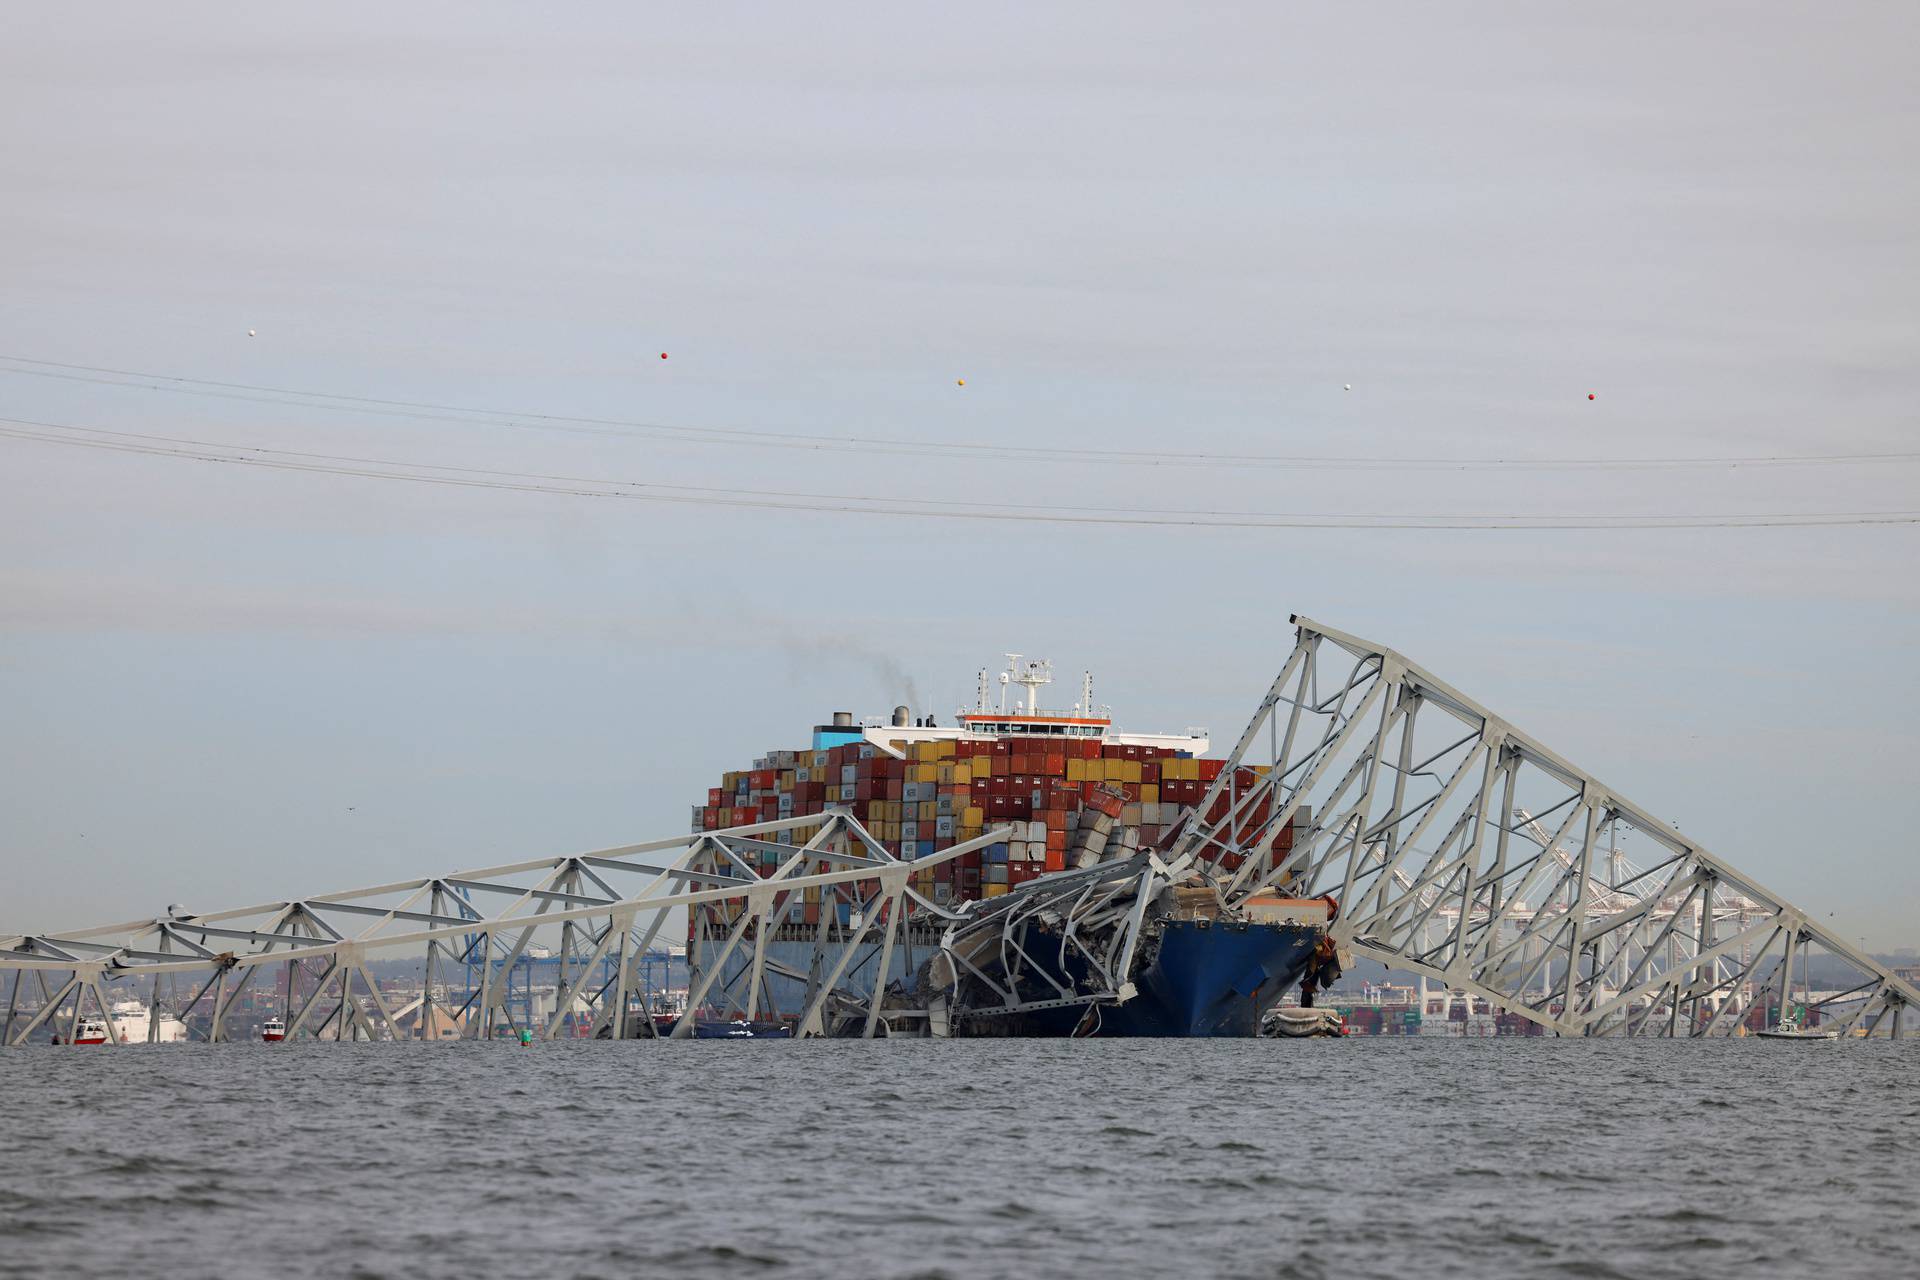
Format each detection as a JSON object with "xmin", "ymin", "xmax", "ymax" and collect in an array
[{"xmin": 3, "ymin": 616, "xmax": 1913, "ymax": 1043}]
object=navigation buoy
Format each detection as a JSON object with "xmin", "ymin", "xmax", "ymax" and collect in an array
[
  {"xmin": 518, "ymin": 1028, "xmax": 533, "ymax": 1046},
  {"xmin": 660, "ymin": 352, "xmax": 668, "ymax": 360},
  {"xmin": 248, "ymin": 329, "xmax": 256, "ymax": 337},
  {"xmin": 1344, "ymin": 384, "xmax": 1351, "ymax": 391},
  {"xmin": 956, "ymin": 379, "xmax": 965, "ymax": 386},
  {"xmin": 1588, "ymin": 393, "xmax": 1595, "ymax": 400}
]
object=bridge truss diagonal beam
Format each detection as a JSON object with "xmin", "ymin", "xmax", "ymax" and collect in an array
[{"xmin": 1164, "ymin": 615, "xmax": 1916, "ymax": 1038}]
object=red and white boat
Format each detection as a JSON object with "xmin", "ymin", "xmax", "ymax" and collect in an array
[
  {"xmin": 261, "ymin": 1016, "xmax": 286, "ymax": 1043},
  {"xmin": 71, "ymin": 1016, "xmax": 108, "ymax": 1045}
]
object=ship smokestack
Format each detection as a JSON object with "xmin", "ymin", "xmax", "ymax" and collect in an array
[
  {"xmin": 892, "ymin": 705, "xmax": 911, "ymax": 727},
  {"xmin": 831, "ymin": 711, "xmax": 854, "ymax": 728}
]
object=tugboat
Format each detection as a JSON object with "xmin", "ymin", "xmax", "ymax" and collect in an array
[{"xmin": 261, "ymin": 1016, "xmax": 287, "ymax": 1043}]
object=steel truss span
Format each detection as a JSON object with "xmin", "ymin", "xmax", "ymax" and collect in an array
[
  {"xmin": 5, "ymin": 617, "xmax": 1912, "ymax": 1045},
  {"xmin": 0, "ymin": 812, "xmax": 1009, "ymax": 1047},
  {"xmin": 1164, "ymin": 616, "xmax": 1915, "ymax": 1038}
]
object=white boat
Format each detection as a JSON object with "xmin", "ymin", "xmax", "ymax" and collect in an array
[
  {"xmin": 1263, "ymin": 1006, "xmax": 1346, "ymax": 1038},
  {"xmin": 107, "ymin": 996, "xmax": 188, "ymax": 1044},
  {"xmin": 71, "ymin": 1016, "xmax": 108, "ymax": 1045},
  {"xmin": 1756, "ymin": 1016, "xmax": 1837, "ymax": 1041},
  {"xmin": 261, "ymin": 1016, "xmax": 286, "ymax": 1043}
]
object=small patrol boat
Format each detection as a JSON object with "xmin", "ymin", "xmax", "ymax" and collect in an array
[
  {"xmin": 1756, "ymin": 1015, "xmax": 1837, "ymax": 1041},
  {"xmin": 261, "ymin": 1017, "xmax": 286, "ymax": 1043},
  {"xmin": 693, "ymin": 1018, "xmax": 791, "ymax": 1039}
]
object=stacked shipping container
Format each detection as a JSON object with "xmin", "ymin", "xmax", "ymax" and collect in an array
[{"xmin": 691, "ymin": 735, "xmax": 1286, "ymax": 923}]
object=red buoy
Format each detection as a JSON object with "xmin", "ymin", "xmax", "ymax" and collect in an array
[
  {"xmin": 660, "ymin": 352, "xmax": 669, "ymax": 360},
  {"xmin": 1588, "ymin": 393, "xmax": 1595, "ymax": 400}
]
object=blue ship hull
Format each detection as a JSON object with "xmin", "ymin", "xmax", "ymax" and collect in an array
[
  {"xmin": 960, "ymin": 919, "xmax": 1323, "ymax": 1038},
  {"xmin": 1106, "ymin": 920, "xmax": 1322, "ymax": 1037}
]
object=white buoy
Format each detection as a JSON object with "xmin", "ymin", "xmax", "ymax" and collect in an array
[
  {"xmin": 248, "ymin": 329, "xmax": 256, "ymax": 337},
  {"xmin": 1344, "ymin": 384, "xmax": 1351, "ymax": 391}
]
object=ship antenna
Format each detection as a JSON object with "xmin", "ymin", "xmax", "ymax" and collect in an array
[{"xmin": 1005, "ymin": 655, "xmax": 1052, "ymax": 717}]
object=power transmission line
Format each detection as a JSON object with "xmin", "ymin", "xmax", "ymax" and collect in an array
[
  {"xmin": 5, "ymin": 416, "xmax": 1915, "ymax": 532},
  {"xmin": 2, "ymin": 354, "xmax": 1913, "ymax": 473}
]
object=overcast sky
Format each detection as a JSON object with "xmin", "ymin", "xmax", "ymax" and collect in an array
[{"xmin": 2, "ymin": 4, "xmax": 1916, "ymax": 947}]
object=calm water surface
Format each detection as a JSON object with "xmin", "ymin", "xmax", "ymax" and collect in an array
[{"xmin": 1, "ymin": 1038, "xmax": 1913, "ymax": 1279}]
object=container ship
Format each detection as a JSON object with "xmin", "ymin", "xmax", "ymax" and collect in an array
[{"xmin": 688, "ymin": 657, "xmax": 1332, "ymax": 1037}]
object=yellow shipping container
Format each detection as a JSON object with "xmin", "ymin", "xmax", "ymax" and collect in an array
[
  {"xmin": 959, "ymin": 825, "xmax": 981, "ymax": 842},
  {"xmin": 914, "ymin": 763, "xmax": 937, "ymax": 783},
  {"xmin": 963, "ymin": 806, "xmax": 984, "ymax": 827},
  {"xmin": 1121, "ymin": 760, "xmax": 1143, "ymax": 783},
  {"xmin": 1085, "ymin": 760, "xmax": 1106, "ymax": 782},
  {"xmin": 984, "ymin": 884, "xmax": 1008, "ymax": 897},
  {"xmin": 953, "ymin": 763, "xmax": 973, "ymax": 785},
  {"xmin": 1066, "ymin": 758, "xmax": 1087, "ymax": 782},
  {"xmin": 913, "ymin": 741, "xmax": 937, "ymax": 762},
  {"xmin": 933, "ymin": 740, "xmax": 955, "ymax": 759},
  {"xmin": 1141, "ymin": 784, "xmax": 1159, "ymax": 804},
  {"xmin": 804, "ymin": 886, "xmax": 821, "ymax": 903},
  {"xmin": 920, "ymin": 800, "xmax": 937, "ymax": 821}
]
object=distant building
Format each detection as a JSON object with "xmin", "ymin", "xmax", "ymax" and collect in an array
[{"xmin": 397, "ymin": 1006, "xmax": 467, "ymax": 1040}]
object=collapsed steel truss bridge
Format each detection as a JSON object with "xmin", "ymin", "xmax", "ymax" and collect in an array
[
  {"xmin": 1164, "ymin": 616, "xmax": 1916, "ymax": 1037},
  {"xmin": 4, "ymin": 615, "xmax": 1912, "ymax": 1043},
  {"xmin": 1, "ymin": 812, "xmax": 1006, "ymax": 1046}
]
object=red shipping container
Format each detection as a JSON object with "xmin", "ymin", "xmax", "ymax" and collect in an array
[
  {"xmin": 1044, "ymin": 849, "xmax": 1066, "ymax": 872},
  {"xmin": 1198, "ymin": 759, "xmax": 1223, "ymax": 781},
  {"xmin": 1142, "ymin": 762, "xmax": 1160, "ymax": 785},
  {"xmin": 1086, "ymin": 785, "xmax": 1126, "ymax": 819}
]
